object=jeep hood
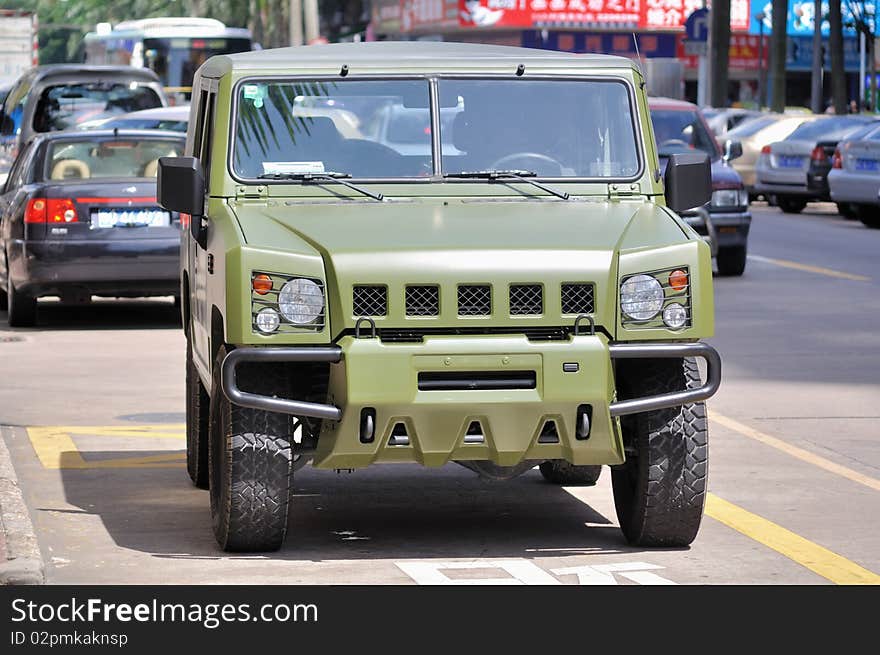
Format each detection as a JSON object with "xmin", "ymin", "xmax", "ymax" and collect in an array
[{"xmin": 233, "ymin": 197, "xmax": 691, "ymax": 331}]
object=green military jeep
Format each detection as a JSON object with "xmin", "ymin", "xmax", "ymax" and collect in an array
[{"xmin": 158, "ymin": 42, "xmax": 720, "ymax": 552}]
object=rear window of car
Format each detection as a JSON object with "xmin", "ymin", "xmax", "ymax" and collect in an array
[
  {"xmin": 34, "ymin": 83, "xmax": 163, "ymax": 133},
  {"xmin": 650, "ymin": 109, "xmax": 719, "ymax": 158},
  {"xmin": 44, "ymin": 138, "xmax": 184, "ymax": 181},
  {"xmin": 726, "ymin": 115, "xmax": 777, "ymax": 138},
  {"xmin": 787, "ymin": 117, "xmax": 874, "ymax": 141}
]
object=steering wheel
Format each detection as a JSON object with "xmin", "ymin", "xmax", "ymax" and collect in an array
[{"xmin": 489, "ymin": 152, "xmax": 565, "ymax": 176}]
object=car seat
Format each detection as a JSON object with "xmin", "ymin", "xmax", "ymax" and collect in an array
[{"xmin": 50, "ymin": 159, "xmax": 91, "ymax": 180}]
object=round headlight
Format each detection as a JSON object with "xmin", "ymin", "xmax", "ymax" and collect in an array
[
  {"xmin": 662, "ymin": 302, "xmax": 688, "ymax": 329},
  {"xmin": 620, "ymin": 274, "xmax": 664, "ymax": 321},
  {"xmin": 278, "ymin": 278, "xmax": 324, "ymax": 325},
  {"xmin": 255, "ymin": 307, "xmax": 281, "ymax": 333}
]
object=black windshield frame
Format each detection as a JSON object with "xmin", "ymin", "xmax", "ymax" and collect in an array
[{"xmin": 228, "ymin": 74, "xmax": 645, "ymax": 185}]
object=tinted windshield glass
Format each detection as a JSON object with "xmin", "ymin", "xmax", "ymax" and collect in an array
[
  {"xmin": 34, "ymin": 83, "xmax": 163, "ymax": 133},
  {"xmin": 233, "ymin": 80, "xmax": 432, "ymax": 178},
  {"xmin": 98, "ymin": 117, "xmax": 188, "ymax": 132},
  {"xmin": 439, "ymin": 79, "xmax": 639, "ymax": 177},
  {"xmin": 727, "ymin": 115, "xmax": 777, "ymax": 138},
  {"xmin": 787, "ymin": 117, "xmax": 873, "ymax": 141},
  {"xmin": 650, "ymin": 109, "xmax": 719, "ymax": 158},
  {"xmin": 45, "ymin": 138, "xmax": 184, "ymax": 180}
]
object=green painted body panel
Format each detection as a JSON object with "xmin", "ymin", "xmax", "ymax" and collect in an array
[
  {"xmin": 314, "ymin": 334, "xmax": 622, "ymax": 469},
  {"xmin": 182, "ymin": 42, "xmax": 717, "ymax": 468}
]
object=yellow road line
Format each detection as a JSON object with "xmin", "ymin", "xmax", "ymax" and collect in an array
[
  {"xmin": 705, "ymin": 494, "xmax": 880, "ymax": 585},
  {"xmin": 748, "ymin": 254, "xmax": 870, "ymax": 281},
  {"xmin": 26, "ymin": 427, "xmax": 184, "ymax": 470},
  {"xmin": 711, "ymin": 412, "xmax": 880, "ymax": 492}
]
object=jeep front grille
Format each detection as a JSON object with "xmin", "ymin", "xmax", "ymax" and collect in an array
[
  {"xmin": 405, "ymin": 285, "xmax": 440, "ymax": 316},
  {"xmin": 353, "ymin": 285, "xmax": 387, "ymax": 317},
  {"xmin": 457, "ymin": 285, "xmax": 491, "ymax": 316},
  {"xmin": 561, "ymin": 283, "xmax": 595, "ymax": 314},
  {"xmin": 509, "ymin": 284, "xmax": 543, "ymax": 315}
]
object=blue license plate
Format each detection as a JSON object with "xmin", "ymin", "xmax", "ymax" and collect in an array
[
  {"xmin": 778, "ymin": 155, "xmax": 804, "ymax": 168},
  {"xmin": 855, "ymin": 158, "xmax": 879, "ymax": 172}
]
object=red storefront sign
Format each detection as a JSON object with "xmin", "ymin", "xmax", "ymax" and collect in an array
[
  {"xmin": 677, "ymin": 33, "xmax": 769, "ymax": 69},
  {"xmin": 456, "ymin": 0, "xmax": 751, "ymax": 31}
]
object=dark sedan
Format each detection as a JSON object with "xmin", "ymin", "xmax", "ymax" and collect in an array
[
  {"xmin": 0, "ymin": 130, "xmax": 185, "ymax": 326},
  {"xmin": 649, "ymin": 97, "xmax": 751, "ymax": 276}
]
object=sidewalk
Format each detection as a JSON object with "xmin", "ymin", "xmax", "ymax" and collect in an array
[{"xmin": 0, "ymin": 426, "xmax": 44, "ymax": 584}]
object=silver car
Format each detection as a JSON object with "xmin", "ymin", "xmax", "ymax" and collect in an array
[
  {"xmin": 754, "ymin": 116, "xmax": 876, "ymax": 213},
  {"xmin": 828, "ymin": 122, "xmax": 880, "ymax": 228}
]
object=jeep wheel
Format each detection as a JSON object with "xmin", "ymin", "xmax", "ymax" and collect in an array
[
  {"xmin": 539, "ymin": 461, "xmax": 602, "ymax": 486},
  {"xmin": 7, "ymin": 279, "xmax": 36, "ymax": 327},
  {"xmin": 611, "ymin": 357, "xmax": 708, "ymax": 547},
  {"xmin": 777, "ymin": 197, "xmax": 807, "ymax": 214},
  {"xmin": 209, "ymin": 346, "xmax": 295, "ymax": 552},
  {"xmin": 185, "ymin": 336, "xmax": 210, "ymax": 489},
  {"xmin": 716, "ymin": 245, "xmax": 747, "ymax": 276}
]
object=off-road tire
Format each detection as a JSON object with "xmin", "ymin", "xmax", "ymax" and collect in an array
[
  {"xmin": 777, "ymin": 196, "xmax": 807, "ymax": 214},
  {"xmin": 716, "ymin": 245, "xmax": 747, "ymax": 276},
  {"xmin": 185, "ymin": 335, "xmax": 210, "ymax": 489},
  {"xmin": 857, "ymin": 205, "xmax": 880, "ymax": 229},
  {"xmin": 7, "ymin": 277, "xmax": 36, "ymax": 327},
  {"xmin": 539, "ymin": 461, "xmax": 602, "ymax": 486},
  {"xmin": 611, "ymin": 357, "xmax": 708, "ymax": 547},
  {"xmin": 209, "ymin": 346, "xmax": 295, "ymax": 552}
]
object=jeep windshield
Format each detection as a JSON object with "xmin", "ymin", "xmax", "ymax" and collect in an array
[{"xmin": 232, "ymin": 78, "xmax": 640, "ymax": 180}]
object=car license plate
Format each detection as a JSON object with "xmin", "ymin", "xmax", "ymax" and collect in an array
[
  {"xmin": 777, "ymin": 155, "xmax": 804, "ymax": 168},
  {"xmin": 92, "ymin": 209, "xmax": 171, "ymax": 228},
  {"xmin": 855, "ymin": 158, "xmax": 879, "ymax": 172}
]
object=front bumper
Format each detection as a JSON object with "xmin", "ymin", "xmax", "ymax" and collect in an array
[{"xmin": 221, "ymin": 336, "xmax": 721, "ymax": 470}]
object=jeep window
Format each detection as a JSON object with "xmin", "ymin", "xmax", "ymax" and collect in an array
[
  {"xmin": 650, "ymin": 109, "xmax": 720, "ymax": 160},
  {"xmin": 233, "ymin": 80, "xmax": 431, "ymax": 179},
  {"xmin": 438, "ymin": 79, "xmax": 639, "ymax": 178},
  {"xmin": 33, "ymin": 83, "xmax": 163, "ymax": 133}
]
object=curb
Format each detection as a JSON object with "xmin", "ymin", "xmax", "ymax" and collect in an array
[{"xmin": 0, "ymin": 426, "xmax": 44, "ymax": 585}]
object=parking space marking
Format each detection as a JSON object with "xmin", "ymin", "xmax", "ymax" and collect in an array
[
  {"xmin": 711, "ymin": 412, "xmax": 880, "ymax": 492},
  {"xmin": 705, "ymin": 494, "xmax": 880, "ymax": 585},
  {"xmin": 25, "ymin": 425, "xmax": 185, "ymax": 470},
  {"xmin": 748, "ymin": 254, "xmax": 871, "ymax": 282}
]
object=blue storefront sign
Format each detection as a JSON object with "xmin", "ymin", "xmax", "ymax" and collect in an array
[
  {"xmin": 522, "ymin": 30, "xmax": 677, "ymax": 58},
  {"xmin": 749, "ymin": 1, "xmax": 875, "ymax": 37},
  {"xmin": 786, "ymin": 35, "xmax": 863, "ymax": 71}
]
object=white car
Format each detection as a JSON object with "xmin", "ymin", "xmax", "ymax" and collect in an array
[{"xmin": 828, "ymin": 122, "xmax": 880, "ymax": 228}]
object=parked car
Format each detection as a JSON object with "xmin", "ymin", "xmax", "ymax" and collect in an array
[
  {"xmin": 807, "ymin": 121, "xmax": 880, "ymax": 218},
  {"xmin": 828, "ymin": 122, "xmax": 880, "ymax": 228},
  {"xmin": 0, "ymin": 129, "xmax": 184, "ymax": 326},
  {"xmin": 754, "ymin": 115, "xmax": 877, "ymax": 213},
  {"xmin": 702, "ymin": 107, "xmax": 763, "ymax": 137},
  {"xmin": 650, "ymin": 97, "xmax": 751, "ymax": 276},
  {"xmin": 725, "ymin": 113, "xmax": 820, "ymax": 195},
  {"xmin": 0, "ymin": 65, "xmax": 168, "ymax": 185},
  {"xmin": 78, "ymin": 105, "xmax": 190, "ymax": 132}
]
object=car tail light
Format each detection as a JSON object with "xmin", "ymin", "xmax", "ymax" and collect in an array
[
  {"xmin": 26, "ymin": 198, "xmax": 78, "ymax": 223},
  {"xmin": 832, "ymin": 148, "xmax": 842, "ymax": 169},
  {"xmin": 810, "ymin": 146, "xmax": 827, "ymax": 163},
  {"xmin": 25, "ymin": 198, "xmax": 47, "ymax": 223},
  {"xmin": 761, "ymin": 145, "xmax": 772, "ymax": 155}
]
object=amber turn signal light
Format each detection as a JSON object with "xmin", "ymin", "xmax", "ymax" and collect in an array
[
  {"xmin": 668, "ymin": 269, "xmax": 688, "ymax": 292},
  {"xmin": 252, "ymin": 274, "xmax": 274, "ymax": 295}
]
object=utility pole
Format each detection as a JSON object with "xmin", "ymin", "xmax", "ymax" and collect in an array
[
  {"xmin": 811, "ymin": 0, "xmax": 823, "ymax": 113},
  {"xmin": 709, "ymin": 0, "xmax": 730, "ymax": 106},
  {"xmin": 290, "ymin": 0, "xmax": 303, "ymax": 46},
  {"xmin": 756, "ymin": 12, "xmax": 767, "ymax": 108},
  {"xmin": 303, "ymin": 0, "xmax": 319, "ymax": 44},
  {"xmin": 770, "ymin": 0, "xmax": 788, "ymax": 111},
  {"xmin": 829, "ymin": 0, "xmax": 847, "ymax": 113}
]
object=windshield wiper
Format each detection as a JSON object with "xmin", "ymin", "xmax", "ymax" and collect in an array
[
  {"xmin": 444, "ymin": 169, "xmax": 570, "ymax": 200},
  {"xmin": 257, "ymin": 171, "xmax": 384, "ymax": 201}
]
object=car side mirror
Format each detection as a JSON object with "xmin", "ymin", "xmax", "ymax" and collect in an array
[
  {"xmin": 723, "ymin": 139, "xmax": 743, "ymax": 163},
  {"xmin": 158, "ymin": 156, "xmax": 206, "ymax": 245},
  {"xmin": 664, "ymin": 152, "xmax": 711, "ymax": 213}
]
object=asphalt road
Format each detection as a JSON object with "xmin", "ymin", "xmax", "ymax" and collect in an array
[{"xmin": 1, "ymin": 203, "xmax": 878, "ymax": 585}]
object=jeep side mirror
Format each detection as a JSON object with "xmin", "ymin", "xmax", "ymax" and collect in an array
[
  {"xmin": 158, "ymin": 156, "xmax": 205, "ymax": 216},
  {"xmin": 723, "ymin": 139, "xmax": 743, "ymax": 163},
  {"xmin": 664, "ymin": 152, "xmax": 711, "ymax": 213}
]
